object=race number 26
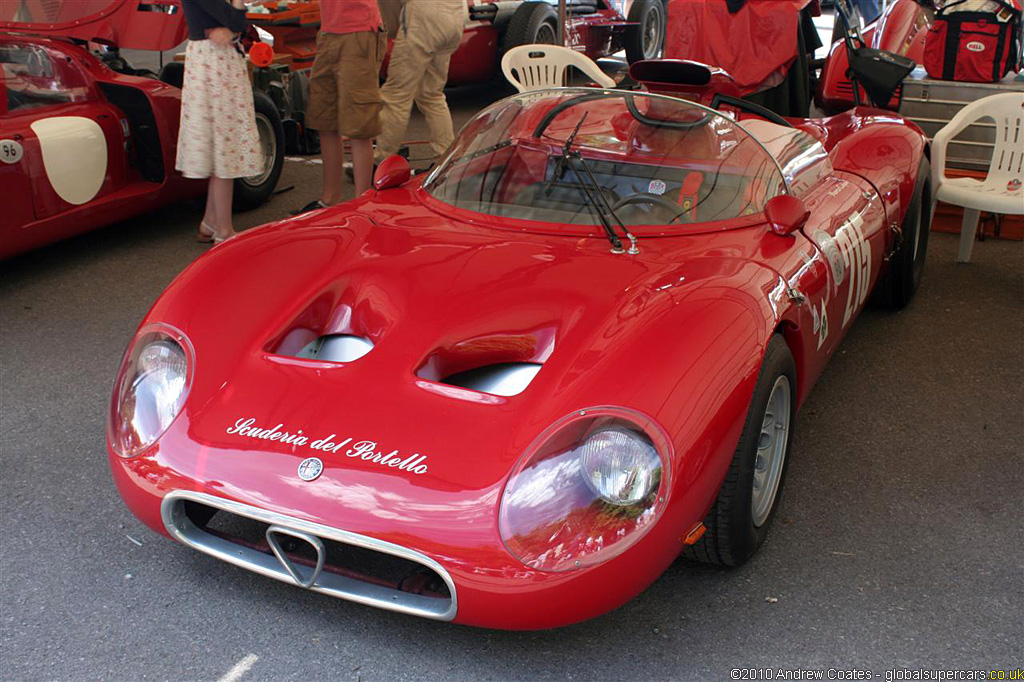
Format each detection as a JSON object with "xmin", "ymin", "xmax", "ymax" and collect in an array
[{"xmin": 835, "ymin": 213, "xmax": 871, "ymax": 329}]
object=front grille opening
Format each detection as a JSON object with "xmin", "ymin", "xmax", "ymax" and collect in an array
[{"xmin": 182, "ymin": 501, "xmax": 451, "ymax": 600}]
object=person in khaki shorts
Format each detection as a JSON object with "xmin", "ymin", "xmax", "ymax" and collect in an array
[
  {"xmin": 375, "ymin": 0, "xmax": 465, "ymax": 166},
  {"xmin": 295, "ymin": 0, "xmax": 386, "ymax": 213}
]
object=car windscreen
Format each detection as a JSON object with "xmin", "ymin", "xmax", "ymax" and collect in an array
[
  {"xmin": 1, "ymin": 42, "xmax": 90, "ymax": 113},
  {"xmin": 423, "ymin": 89, "xmax": 787, "ymax": 228}
]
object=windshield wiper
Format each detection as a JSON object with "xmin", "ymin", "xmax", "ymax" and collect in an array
[
  {"xmin": 544, "ymin": 112, "xmax": 587, "ymax": 198},
  {"xmin": 545, "ymin": 114, "xmax": 639, "ymax": 255}
]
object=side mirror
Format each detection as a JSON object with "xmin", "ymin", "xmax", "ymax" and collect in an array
[
  {"xmin": 373, "ymin": 154, "xmax": 411, "ymax": 191},
  {"xmin": 764, "ymin": 195, "xmax": 810, "ymax": 236}
]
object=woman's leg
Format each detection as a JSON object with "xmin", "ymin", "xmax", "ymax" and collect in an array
[
  {"xmin": 210, "ymin": 176, "xmax": 236, "ymax": 239},
  {"xmin": 201, "ymin": 178, "xmax": 218, "ymax": 229}
]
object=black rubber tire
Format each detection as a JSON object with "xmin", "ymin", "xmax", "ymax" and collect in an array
[
  {"xmin": 624, "ymin": 0, "xmax": 666, "ymax": 63},
  {"xmin": 503, "ymin": 1, "xmax": 559, "ymax": 51},
  {"xmin": 157, "ymin": 62, "xmax": 184, "ymax": 90},
  {"xmin": 873, "ymin": 157, "xmax": 932, "ymax": 310},
  {"xmin": 685, "ymin": 335, "xmax": 797, "ymax": 567},
  {"xmin": 233, "ymin": 91, "xmax": 285, "ymax": 211}
]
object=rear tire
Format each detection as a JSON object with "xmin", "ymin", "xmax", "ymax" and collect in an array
[
  {"xmin": 873, "ymin": 158, "xmax": 931, "ymax": 309},
  {"xmin": 158, "ymin": 62, "xmax": 184, "ymax": 90},
  {"xmin": 685, "ymin": 335, "xmax": 797, "ymax": 566},
  {"xmin": 625, "ymin": 0, "xmax": 666, "ymax": 63},
  {"xmin": 503, "ymin": 1, "xmax": 559, "ymax": 51},
  {"xmin": 233, "ymin": 92, "xmax": 285, "ymax": 211}
]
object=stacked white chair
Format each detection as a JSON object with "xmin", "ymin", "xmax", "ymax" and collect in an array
[
  {"xmin": 931, "ymin": 92, "xmax": 1024, "ymax": 263},
  {"xmin": 501, "ymin": 44, "xmax": 616, "ymax": 93}
]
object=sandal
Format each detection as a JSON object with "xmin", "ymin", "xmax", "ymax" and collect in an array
[
  {"xmin": 197, "ymin": 221, "xmax": 235, "ymax": 244},
  {"xmin": 196, "ymin": 220, "xmax": 216, "ymax": 243}
]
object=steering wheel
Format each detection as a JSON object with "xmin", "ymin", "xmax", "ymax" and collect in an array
[{"xmin": 611, "ymin": 192, "xmax": 689, "ymax": 224}]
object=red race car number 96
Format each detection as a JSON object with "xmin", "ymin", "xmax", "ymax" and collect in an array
[{"xmin": 0, "ymin": 139, "xmax": 25, "ymax": 165}]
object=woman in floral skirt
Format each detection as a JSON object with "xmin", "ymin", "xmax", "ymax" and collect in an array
[{"xmin": 177, "ymin": 0, "xmax": 265, "ymax": 243}]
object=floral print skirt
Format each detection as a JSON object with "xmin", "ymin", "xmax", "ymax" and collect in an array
[{"xmin": 175, "ymin": 40, "xmax": 264, "ymax": 180}]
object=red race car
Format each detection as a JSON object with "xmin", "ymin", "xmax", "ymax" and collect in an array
[
  {"xmin": 108, "ymin": 65, "xmax": 931, "ymax": 629},
  {"xmin": 0, "ymin": 0, "xmax": 284, "ymax": 259},
  {"xmin": 452, "ymin": 0, "xmax": 668, "ymax": 83}
]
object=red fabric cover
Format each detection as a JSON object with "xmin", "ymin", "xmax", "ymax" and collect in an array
[{"xmin": 664, "ymin": 0, "xmax": 812, "ymax": 95}]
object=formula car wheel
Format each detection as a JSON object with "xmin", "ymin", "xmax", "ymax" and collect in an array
[
  {"xmin": 504, "ymin": 1, "xmax": 559, "ymax": 51},
  {"xmin": 233, "ymin": 92, "xmax": 285, "ymax": 211},
  {"xmin": 625, "ymin": 0, "xmax": 666, "ymax": 63},
  {"xmin": 157, "ymin": 62, "xmax": 184, "ymax": 90},
  {"xmin": 685, "ymin": 334, "xmax": 796, "ymax": 567},
  {"xmin": 873, "ymin": 158, "xmax": 931, "ymax": 310}
]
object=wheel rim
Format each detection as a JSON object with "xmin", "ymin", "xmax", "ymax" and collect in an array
[
  {"xmin": 536, "ymin": 22, "xmax": 557, "ymax": 45},
  {"xmin": 642, "ymin": 4, "xmax": 664, "ymax": 59},
  {"xmin": 241, "ymin": 112, "xmax": 275, "ymax": 188},
  {"xmin": 751, "ymin": 375, "xmax": 791, "ymax": 528}
]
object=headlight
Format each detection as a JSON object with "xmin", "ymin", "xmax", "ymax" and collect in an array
[
  {"xmin": 108, "ymin": 324, "xmax": 193, "ymax": 458},
  {"xmin": 498, "ymin": 407, "xmax": 671, "ymax": 572}
]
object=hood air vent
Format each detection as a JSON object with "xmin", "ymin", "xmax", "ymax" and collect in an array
[
  {"xmin": 441, "ymin": 362, "xmax": 542, "ymax": 397},
  {"xmin": 295, "ymin": 335, "xmax": 374, "ymax": 363}
]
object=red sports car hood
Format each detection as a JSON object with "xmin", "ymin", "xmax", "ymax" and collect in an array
[
  {"xmin": 145, "ymin": 192, "xmax": 779, "ymax": 538},
  {"xmin": 0, "ymin": 0, "xmax": 187, "ymax": 51}
]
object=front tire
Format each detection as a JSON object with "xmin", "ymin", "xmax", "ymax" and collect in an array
[
  {"xmin": 625, "ymin": 0, "xmax": 666, "ymax": 63},
  {"xmin": 233, "ymin": 91, "xmax": 285, "ymax": 211},
  {"xmin": 686, "ymin": 335, "xmax": 797, "ymax": 566},
  {"xmin": 873, "ymin": 158, "xmax": 932, "ymax": 309}
]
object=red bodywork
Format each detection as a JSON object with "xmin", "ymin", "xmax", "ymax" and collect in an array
[
  {"xmin": 0, "ymin": 1, "xmax": 201, "ymax": 259},
  {"xmin": 107, "ymin": 82, "xmax": 927, "ymax": 629}
]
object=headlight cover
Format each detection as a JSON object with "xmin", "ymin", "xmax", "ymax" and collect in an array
[
  {"xmin": 108, "ymin": 324, "xmax": 194, "ymax": 458},
  {"xmin": 499, "ymin": 407, "xmax": 671, "ymax": 572}
]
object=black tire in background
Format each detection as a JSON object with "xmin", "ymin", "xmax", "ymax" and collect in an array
[
  {"xmin": 233, "ymin": 91, "xmax": 285, "ymax": 211},
  {"xmin": 873, "ymin": 158, "xmax": 932, "ymax": 309},
  {"xmin": 157, "ymin": 61, "xmax": 184, "ymax": 90},
  {"xmin": 624, "ymin": 0, "xmax": 666, "ymax": 63},
  {"xmin": 503, "ymin": 1, "xmax": 559, "ymax": 50},
  {"xmin": 685, "ymin": 335, "xmax": 797, "ymax": 567}
]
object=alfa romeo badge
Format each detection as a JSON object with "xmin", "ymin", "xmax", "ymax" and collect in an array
[{"xmin": 297, "ymin": 457, "xmax": 324, "ymax": 481}]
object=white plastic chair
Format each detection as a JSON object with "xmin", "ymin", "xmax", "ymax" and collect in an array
[
  {"xmin": 501, "ymin": 44, "xmax": 615, "ymax": 93},
  {"xmin": 932, "ymin": 92, "xmax": 1024, "ymax": 263}
]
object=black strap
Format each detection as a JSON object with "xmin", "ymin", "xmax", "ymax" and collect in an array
[
  {"xmin": 993, "ymin": 19, "xmax": 1009, "ymax": 79},
  {"xmin": 941, "ymin": 16, "xmax": 961, "ymax": 79}
]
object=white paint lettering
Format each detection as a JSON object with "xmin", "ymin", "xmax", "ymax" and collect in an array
[{"xmin": 225, "ymin": 418, "xmax": 429, "ymax": 475}]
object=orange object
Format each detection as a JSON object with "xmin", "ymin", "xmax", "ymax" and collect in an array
[
  {"xmin": 249, "ymin": 42, "xmax": 275, "ymax": 68},
  {"xmin": 247, "ymin": 1, "xmax": 321, "ymax": 72},
  {"xmin": 683, "ymin": 522, "xmax": 706, "ymax": 546}
]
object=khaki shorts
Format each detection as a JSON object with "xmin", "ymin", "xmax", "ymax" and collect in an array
[{"xmin": 307, "ymin": 30, "xmax": 387, "ymax": 139}]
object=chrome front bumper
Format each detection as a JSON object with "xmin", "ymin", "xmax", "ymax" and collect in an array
[{"xmin": 160, "ymin": 490, "xmax": 457, "ymax": 621}]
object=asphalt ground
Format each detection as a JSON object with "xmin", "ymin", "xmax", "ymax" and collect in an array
[{"xmin": 2, "ymin": 81, "xmax": 1023, "ymax": 681}]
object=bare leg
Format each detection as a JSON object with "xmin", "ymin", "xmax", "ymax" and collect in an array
[
  {"xmin": 350, "ymin": 138, "xmax": 375, "ymax": 195},
  {"xmin": 320, "ymin": 130, "xmax": 344, "ymax": 205},
  {"xmin": 202, "ymin": 179, "xmax": 217, "ymax": 225},
  {"xmin": 210, "ymin": 176, "xmax": 236, "ymax": 240},
  {"xmin": 198, "ymin": 178, "xmax": 219, "ymax": 239}
]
